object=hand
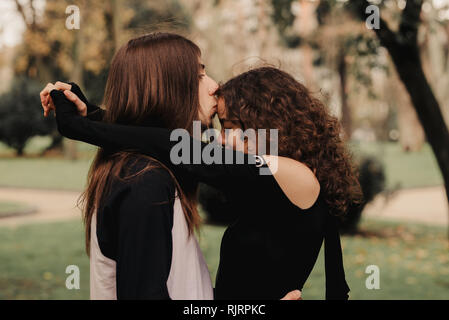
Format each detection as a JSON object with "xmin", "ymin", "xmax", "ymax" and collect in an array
[
  {"xmin": 62, "ymin": 90, "xmax": 87, "ymax": 117},
  {"xmin": 280, "ymin": 290, "xmax": 302, "ymax": 300},
  {"xmin": 40, "ymin": 81, "xmax": 87, "ymax": 117}
]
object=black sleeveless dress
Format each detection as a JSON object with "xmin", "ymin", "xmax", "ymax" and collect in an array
[{"xmin": 50, "ymin": 84, "xmax": 350, "ymax": 300}]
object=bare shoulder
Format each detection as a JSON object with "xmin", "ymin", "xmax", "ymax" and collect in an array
[{"xmin": 262, "ymin": 155, "xmax": 320, "ymax": 210}]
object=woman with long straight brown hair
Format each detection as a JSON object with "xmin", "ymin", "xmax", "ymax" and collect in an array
[{"xmin": 42, "ymin": 33, "xmax": 220, "ymax": 299}]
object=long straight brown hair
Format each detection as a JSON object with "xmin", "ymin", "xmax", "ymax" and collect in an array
[{"xmin": 80, "ymin": 33, "xmax": 203, "ymax": 255}]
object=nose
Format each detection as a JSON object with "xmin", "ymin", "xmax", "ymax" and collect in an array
[{"xmin": 208, "ymin": 78, "xmax": 219, "ymax": 96}]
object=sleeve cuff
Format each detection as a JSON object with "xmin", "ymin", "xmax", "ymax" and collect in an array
[{"xmin": 50, "ymin": 89, "xmax": 78, "ymax": 114}]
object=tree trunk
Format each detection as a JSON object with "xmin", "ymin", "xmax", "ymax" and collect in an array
[
  {"xmin": 64, "ymin": 6, "xmax": 85, "ymax": 160},
  {"xmin": 111, "ymin": 0, "xmax": 121, "ymax": 52},
  {"xmin": 385, "ymin": 41, "xmax": 449, "ymax": 206},
  {"xmin": 16, "ymin": 146, "xmax": 24, "ymax": 157},
  {"xmin": 388, "ymin": 57, "xmax": 425, "ymax": 152},
  {"xmin": 297, "ymin": 0, "xmax": 318, "ymax": 90},
  {"xmin": 105, "ymin": 0, "xmax": 121, "ymax": 62},
  {"xmin": 338, "ymin": 51, "xmax": 352, "ymax": 138},
  {"xmin": 348, "ymin": 0, "xmax": 449, "ymax": 235}
]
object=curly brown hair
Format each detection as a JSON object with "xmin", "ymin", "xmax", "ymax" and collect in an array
[{"xmin": 216, "ymin": 67, "xmax": 362, "ymax": 216}]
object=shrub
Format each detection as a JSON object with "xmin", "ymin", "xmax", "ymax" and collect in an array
[
  {"xmin": 0, "ymin": 77, "xmax": 55, "ymax": 156},
  {"xmin": 339, "ymin": 157, "xmax": 385, "ymax": 234}
]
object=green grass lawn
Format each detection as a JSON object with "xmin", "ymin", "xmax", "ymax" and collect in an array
[
  {"xmin": 0, "ymin": 157, "xmax": 93, "ymax": 191},
  {"xmin": 0, "ymin": 201, "xmax": 33, "ymax": 218},
  {"xmin": 351, "ymin": 141, "xmax": 443, "ymax": 189},
  {"xmin": 0, "ymin": 136, "xmax": 97, "ymax": 157},
  {"xmin": 0, "ymin": 136, "xmax": 54, "ymax": 157},
  {"xmin": 0, "ymin": 218, "xmax": 448, "ymax": 300},
  {"xmin": 305, "ymin": 219, "xmax": 449, "ymax": 299},
  {"xmin": 0, "ymin": 137, "xmax": 95, "ymax": 191}
]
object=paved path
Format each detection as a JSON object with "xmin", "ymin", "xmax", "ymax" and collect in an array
[
  {"xmin": 364, "ymin": 186, "xmax": 448, "ymax": 226},
  {"xmin": 0, "ymin": 187, "xmax": 82, "ymax": 227},
  {"xmin": 0, "ymin": 186, "xmax": 447, "ymax": 227}
]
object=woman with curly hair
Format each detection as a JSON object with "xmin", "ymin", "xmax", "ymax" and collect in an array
[
  {"xmin": 44, "ymin": 65, "xmax": 361, "ymax": 300},
  {"xmin": 216, "ymin": 67, "xmax": 361, "ymax": 219},
  {"xmin": 210, "ymin": 67, "xmax": 362, "ymax": 299}
]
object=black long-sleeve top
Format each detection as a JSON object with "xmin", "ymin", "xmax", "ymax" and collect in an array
[
  {"xmin": 50, "ymin": 85, "xmax": 350, "ymax": 300},
  {"xmin": 95, "ymin": 159, "xmax": 174, "ymax": 299},
  {"xmin": 89, "ymin": 157, "xmax": 213, "ymax": 300}
]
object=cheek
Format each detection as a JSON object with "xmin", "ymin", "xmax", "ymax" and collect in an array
[
  {"xmin": 198, "ymin": 82, "xmax": 208, "ymax": 101},
  {"xmin": 198, "ymin": 90, "xmax": 207, "ymax": 114}
]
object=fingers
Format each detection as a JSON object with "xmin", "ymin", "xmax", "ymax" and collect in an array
[
  {"xmin": 280, "ymin": 290, "xmax": 302, "ymax": 300},
  {"xmin": 40, "ymin": 82, "xmax": 74, "ymax": 117},
  {"xmin": 54, "ymin": 81, "xmax": 72, "ymax": 91},
  {"xmin": 63, "ymin": 90, "xmax": 87, "ymax": 117},
  {"xmin": 68, "ymin": 82, "xmax": 89, "ymax": 104},
  {"xmin": 40, "ymin": 84, "xmax": 51, "ymax": 116},
  {"xmin": 40, "ymin": 83, "xmax": 57, "ymax": 117}
]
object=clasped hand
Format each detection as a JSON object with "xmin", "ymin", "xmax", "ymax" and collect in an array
[{"xmin": 40, "ymin": 81, "xmax": 87, "ymax": 117}]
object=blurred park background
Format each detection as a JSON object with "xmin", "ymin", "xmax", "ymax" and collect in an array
[{"xmin": 0, "ymin": 0, "xmax": 449, "ymax": 299}]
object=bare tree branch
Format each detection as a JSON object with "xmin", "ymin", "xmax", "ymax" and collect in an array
[
  {"xmin": 346, "ymin": 0, "xmax": 399, "ymax": 53},
  {"xmin": 13, "ymin": 0, "xmax": 29, "ymax": 25},
  {"xmin": 373, "ymin": 17, "xmax": 398, "ymax": 51},
  {"xmin": 30, "ymin": 0, "xmax": 37, "ymax": 29}
]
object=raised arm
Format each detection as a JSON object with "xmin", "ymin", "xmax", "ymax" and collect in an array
[
  {"xmin": 50, "ymin": 89, "xmax": 320, "ymax": 208},
  {"xmin": 50, "ymin": 89, "xmax": 265, "ymax": 192},
  {"xmin": 40, "ymin": 81, "xmax": 104, "ymax": 120}
]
